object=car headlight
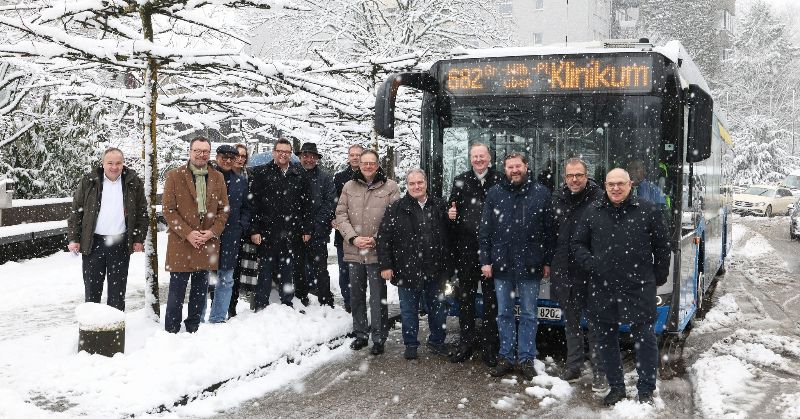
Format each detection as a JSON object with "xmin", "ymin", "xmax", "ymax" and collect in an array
[{"xmin": 754, "ymin": 202, "xmax": 767, "ymax": 206}]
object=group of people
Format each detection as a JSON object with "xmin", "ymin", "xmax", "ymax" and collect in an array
[{"xmin": 68, "ymin": 138, "xmax": 670, "ymax": 407}]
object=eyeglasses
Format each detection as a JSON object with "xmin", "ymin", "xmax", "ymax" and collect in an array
[
  {"xmin": 360, "ymin": 161, "xmax": 378, "ymax": 167},
  {"xmin": 565, "ymin": 173, "xmax": 586, "ymax": 180},
  {"xmin": 218, "ymin": 155, "xmax": 235, "ymax": 162},
  {"xmin": 274, "ymin": 149, "xmax": 292, "ymax": 155},
  {"xmin": 605, "ymin": 181, "xmax": 629, "ymax": 189},
  {"xmin": 192, "ymin": 149, "xmax": 210, "ymax": 156},
  {"xmin": 236, "ymin": 154, "xmax": 248, "ymax": 160}
]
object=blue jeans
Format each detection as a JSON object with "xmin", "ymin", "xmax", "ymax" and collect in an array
[
  {"xmin": 336, "ymin": 245, "xmax": 351, "ymax": 309},
  {"xmin": 495, "ymin": 275, "xmax": 541, "ymax": 363},
  {"xmin": 208, "ymin": 268, "xmax": 234, "ymax": 323},
  {"xmin": 165, "ymin": 271, "xmax": 209, "ymax": 333},
  {"xmin": 254, "ymin": 246, "xmax": 295, "ymax": 309},
  {"xmin": 398, "ymin": 279, "xmax": 447, "ymax": 348},
  {"xmin": 597, "ymin": 321, "xmax": 658, "ymax": 395}
]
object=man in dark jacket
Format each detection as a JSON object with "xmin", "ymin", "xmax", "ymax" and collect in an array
[
  {"xmin": 249, "ymin": 138, "xmax": 313, "ymax": 309},
  {"xmin": 550, "ymin": 158, "xmax": 606, "ymax": 391},
  {"xmin": 332, "ymin": 143, "xmax": 363, "ymax": 312},
  {"xmin": 479, "ymin": 153, "xmax": 555, "ymax": 380},
  {"xmin": 200, "ymin": 144, "xmax": 251, "ymax": 323},
  {"xmin": 378, "ymin": 169, "xmax": 451, "ymax": 360},
  {"xmin": 67, "ymin": 148, "xmax": 148, "ymax": 312},
  {"xmin": 293, "ymin": 142, "xmax": 336, "ymax": 307},
  {"xmin": 571, "ymin": 168, "xmax": 671, "ymax": 406},
  {"xmin": 446, "ymin": 143, "xmax": 502, "ymax": 366}
]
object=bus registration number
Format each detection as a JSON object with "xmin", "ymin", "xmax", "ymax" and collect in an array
[{"xmin": 538, "ymin": 307, "xmax": 562, "ymax": 321}]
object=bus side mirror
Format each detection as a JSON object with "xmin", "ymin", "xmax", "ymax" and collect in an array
[
  {"xmin": 686, "ymin": 84, "xmax": 713, "ymax": 163},
  {"xmin": 375, "ymin": 72, "xmax": 438, "ymax": 139}
]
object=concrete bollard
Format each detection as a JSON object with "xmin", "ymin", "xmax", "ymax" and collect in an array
[{"xmin": 76, "ymin": 302, "xmax": 125, "ymax": 357}]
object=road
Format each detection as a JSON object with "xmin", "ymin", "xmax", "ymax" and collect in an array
[{"xmin": 213, "ymin": 216, "xmax": 800, "ymax": 418}]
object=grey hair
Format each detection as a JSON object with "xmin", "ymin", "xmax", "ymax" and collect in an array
[
  {"xmin": 406, "ymin": 168, "xmax": 427, "ymax": 182},
  {"xmin": 469, "ymin": 142, "xmax": 490, "ymax": 156},
  {"xmin": 103, "ymin": 147, "xmax": 124, "ymax": 159},
  {"xmin": 564, "ymin": 157, "xmax": 588, "ymax": 173}
]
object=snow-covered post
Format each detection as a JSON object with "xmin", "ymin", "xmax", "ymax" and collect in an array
[
  {"xmin": 76, "ymin": 303, "xmax": 125, "ymax": 357},
  {"xmin": 140, "ymin": 5, "xmax": 161, "ymax": 320}
]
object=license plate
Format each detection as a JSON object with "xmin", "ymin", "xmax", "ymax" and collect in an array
[{"xmin": 537, "ymin": 306, "xmax": 562, "ymax": 321}]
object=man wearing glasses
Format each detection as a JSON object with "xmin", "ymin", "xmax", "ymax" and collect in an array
[
  {"xmin": 249, "ymin": 138, "xmax": 312, "ymax": 310},
  {"xmin": 571, "ymin": 168, "xmax": 670, "ymax": 406},
  {"xmin": 550, "ymin": 158, "xmax": 606, "ymax": 392},
  {"xmin": 163, "ymin": 137, "xmax": 229, "ymax": 333}
]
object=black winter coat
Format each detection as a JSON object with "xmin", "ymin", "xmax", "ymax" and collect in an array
[
  {"xmin": 249, "ymin": 161, "xmax": 312, "ymax": 255},
  {"xmin": 377, "ymin": 194, "xmax": 451, "ymax": 289},
  {"xmin": 550, "ymin": 180, "xmax": 603, "ymax": 306},
  {"xmin": 217, "ymin": 166, "xmax": 252, "ymax": 270},
  {"xmin": 332, "ymin": 166, "xmax": 359, "ymax": 246},
  {"xmin": 479, "ymin": 173, "xmax": 555, "ymax": 280},
  {"xmin": 447, "ymin": 167, "xmax": 502, "ymax": 270},
  {"xmin": 571, "ymin": 194, "xmax": 671, "ymax": 324},
  {"xmin": 304, "ymin": 165, "xmax": 336, "ymax": 244}
]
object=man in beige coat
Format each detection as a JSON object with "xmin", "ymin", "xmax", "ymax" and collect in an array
[
  {"xmin": 335, "ymin": 149, "xmax": 399, "ymax": 355},
  {"xmin": 163, "ymin": 137, "xmax": 229, "ymax": 333}
]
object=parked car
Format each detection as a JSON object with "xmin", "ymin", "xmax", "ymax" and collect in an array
[
  {"xmin": 790, "ymin": 199, "xmax": 800, "ymax": 239},
  {"xmin": 781, "ymin": 171, "xmax": 800, "ymax": 197},
  {"xmin": 732, "ymin": 185, "xmax": 796, "ymax": 217}
]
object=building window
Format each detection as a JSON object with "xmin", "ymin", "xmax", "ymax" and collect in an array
[
  {"xmin": 722, "ymin": 10, "xmax": 735, "ymax": 33},
  {"xmin": 533, "ymin": 32, "xmax": 543, "ymax": 45},
  {"xmin": 722, "ymin": 48, "xmax": 734, "ymax": 60},
  {"xmin": 535, "ymin": 0, "xmax": 544, "ymax": 10}
]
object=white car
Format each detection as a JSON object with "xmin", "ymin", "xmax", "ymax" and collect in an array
[
  {"xmin": 781, "ymin": 171, "xmax": 800, "ymax": 197},
  {"xmin": 732, "ymin": 185, "xmax": 796, "ymax": 217}
]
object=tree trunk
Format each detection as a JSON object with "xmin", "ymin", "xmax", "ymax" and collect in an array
[{"xmin": 141, "ymin": 6, "xmax": 160, "ymax": 320}]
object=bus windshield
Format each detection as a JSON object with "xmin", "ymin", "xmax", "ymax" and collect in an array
[{"xmin": 435, "ymin": 94, "xmax": 672, "ymax": 207}]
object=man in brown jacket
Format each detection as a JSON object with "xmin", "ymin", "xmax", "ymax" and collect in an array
[
  {"xmin": 163, "ymin": 137, "xmax": 229, "ymax": 333},
  {"xmin": 335, "ymin": 149, "xmax": 399, "ymax": 355}
]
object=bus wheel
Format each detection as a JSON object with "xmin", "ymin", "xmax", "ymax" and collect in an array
[{"xmin": 766, "ymin": 205, "xmax": 773, "ymax": 218}]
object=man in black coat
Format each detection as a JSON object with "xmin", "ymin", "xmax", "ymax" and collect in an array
[
  {"xmin": 446, "ymin": 143, "xmax": 502, "ymax": 366},
  {"xmin": 249, "ymin": 138, "xmax": 313, "ymax": 309},
  {"xmin": 378, "ymin": 169, "xmax": 451, "ymax": 360},
  {"xmin": 332, "ymin": 144, "xmax": 364, "ymax": 312},
  {"xmin": 550, "ymin": 158, "xmax": 605, "ymax": 390},
  {"xmin": 571, "ymin": 168, "xmax": 671, "ymax": 406},
  {"xmin": 293, "ymin": 142, "xmax": 336, "ymax": 307}
]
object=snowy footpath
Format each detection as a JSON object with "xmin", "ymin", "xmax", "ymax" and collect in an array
[{"xmin": 0, "ymin": 232, "xmax": 356, "ymax": 418}]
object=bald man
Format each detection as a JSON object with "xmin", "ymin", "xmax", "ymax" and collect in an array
[{"xmin": 571, "ymin": 168, "xmax": 671, "ymax": 406}]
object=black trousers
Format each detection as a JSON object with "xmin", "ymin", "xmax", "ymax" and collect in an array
[
  {"xmin": 455, "ymin": 262, "xmax": 499, "ymax": 351},
  {"xmin": 82, "ymin": 234, "xmax": 130, "ymax": 312},
  {"xmin": 294, "ymin": 239, "xmax": 334, "ymax": 306}
]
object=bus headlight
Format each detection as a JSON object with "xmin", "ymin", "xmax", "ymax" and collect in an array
[{"xmin": 445, "ymin": 282, "xmax": 454, "ymax": 296}]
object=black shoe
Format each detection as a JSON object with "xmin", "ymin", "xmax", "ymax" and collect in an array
[
  {"xmin": 370, "ymin": 342, "xmax": 385, "ymax": 355},
  {"xmin": 482, "ymin": 350, "xmax": 498, "ymax": 368},
  {"xmin": 350, "ymin": 338, "xmax": 368, "ymax": 351},
  {"xmin": 559, "ymin": 367, "xmax": 581, "ymax": 383},
  {"xmin": 426, "ymin": 342, "xmax": 448, "ymax": 356},
  {"xmin": 604, "ymin": 386, "xmax": 627, "ymax": 406},
  {"xmin": 404, "ymin": 346, "xmax": 418, "ymax": 360},
  {"xmin": 520, "ymin": 359, "xmax": 537, "ymax": 381},
  {"xmin": 638, "ymin": 393, "xmax": 654, "ymax": 405},
  {"xmin": 344, "ymin": 305, "xmax": 352, "ymax": 314},
  {"xmin": 490, "ymin": 357, "xmax": 514, "ymax": 377},
  {"xmin": 300, "ymin": 297, "xmax": 310, "ymax": 307},
  {"xmin": 449, "ymin": 347, "xmax": 473, "ymax": 363}
]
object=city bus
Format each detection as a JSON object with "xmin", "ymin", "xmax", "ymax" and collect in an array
[{"xmin": 374, "ymin": 40, "xmax": 732, "ymax": 348}]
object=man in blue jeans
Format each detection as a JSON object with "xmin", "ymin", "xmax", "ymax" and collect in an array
[
  {"xmin": 378, "ymin": 169, "xmax": 451, "ymax": 360},
  {"xmin": 479, "ymin": 153, "xmax": 555, "ymax": 380},
  {"xmin": 200, "ymin": 144, "xmax": 251, "ymax": 323}
]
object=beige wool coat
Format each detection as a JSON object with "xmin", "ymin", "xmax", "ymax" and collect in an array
[
  {"xmin": 163, "ymin": 164, "xmax": 229, "ymax": 272},
  {"xmin": 335, "ymin": 169, "xmax": 399, "ymax": 264}
]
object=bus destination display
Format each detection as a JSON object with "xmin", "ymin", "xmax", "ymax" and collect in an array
[{"xmin": 441, "ymin": 56, "xmax": 653, "ymax": 95}]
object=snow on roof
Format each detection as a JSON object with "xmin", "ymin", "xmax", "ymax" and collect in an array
[{"xmin": 448, "ymin": 39, "xmax": 684, "ymax": 63}]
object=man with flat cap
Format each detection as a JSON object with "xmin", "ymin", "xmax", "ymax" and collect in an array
[{"xmin": 293, "ymin": 142, "xmax": 336, "ymax": 307}]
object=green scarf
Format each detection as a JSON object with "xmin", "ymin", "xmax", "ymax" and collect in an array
[{"xmin": 189, "ymin": 163, "xmax": 208, "ymax": 216}]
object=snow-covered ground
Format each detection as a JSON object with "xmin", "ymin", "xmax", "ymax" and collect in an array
[{"xmin": 0, "ymin": 232, "xmax": 398, "ymax": 418}]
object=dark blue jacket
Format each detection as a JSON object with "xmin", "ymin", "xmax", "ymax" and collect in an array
[
  {"xmin": 304, "ymin": 165, "xmax": 336, "ymax": 244},
  {"xmin": 479, "ymin": 172, "xmax": 555, "ymax": 280},
  {"xmin": 571, "ymin": 194, "xmax": 671, "ymax": 324},
  {"xmin": 218, "ymin": 167, "xmax": 251, "ymax": 270}
]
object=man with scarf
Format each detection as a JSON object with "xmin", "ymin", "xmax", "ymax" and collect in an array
[
  {"xmin": 163, "ymin": 136, "xmax": 229, "ymax": 333},
  {"xmin": 550, "ymin": 158, "xmax": 606, "ymax": 391}
]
